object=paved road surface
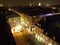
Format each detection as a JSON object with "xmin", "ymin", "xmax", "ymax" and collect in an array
[{"xmin": 13, "ymin": 31, "xmax": 45, "ymax": 45}]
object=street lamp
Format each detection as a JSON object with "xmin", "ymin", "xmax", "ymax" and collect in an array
[
  {"xmin": 38, "ymin": 3, "xmax": 41, "ymax": 6},
  {"xmin": 48, "ymin": 43, "xmax": 52, "ymax": 45},
  {"xmin": 8, "ymin": 8, "xmax": 12, "ymax": 11}
]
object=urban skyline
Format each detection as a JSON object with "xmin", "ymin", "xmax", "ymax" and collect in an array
[{"xmin": 0, "ymin": 0, "xmax": 60, "ymax": 6}]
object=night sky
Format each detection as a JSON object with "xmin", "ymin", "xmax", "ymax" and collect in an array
[{"xmin": 0, "ymin": 0, "xmax": 60, "ymax": 6}]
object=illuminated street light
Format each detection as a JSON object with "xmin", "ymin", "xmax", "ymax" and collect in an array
[
  {"xmin": 48, "ymin": 43, "xmax": 52, "ymax": 45},
  {"xmin": 15, "ymin": 25, "xmax": 22, "ymax": 30},
  {"xmin": 11, "ymin": 25, "xmax": 22, "ymax": 33},
  {"xmin": 52, "ymin": 7, "xmax": 56, "ymax": 9},
  {"xmin": 38, "ymin": 3, "xmax": 41, "ymax": 6},
  {"xmin": 29, "ymin": 3, "xmax": 32, "ymax": 6},
  {"xmin": 32, "ymin": 27, "xmax": 36, "ymax": 31},
  {"xmin": 8, "ymin": 8, "xmax": 12, "ymax": 11}
]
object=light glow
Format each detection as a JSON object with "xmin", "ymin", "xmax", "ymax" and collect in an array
[
  {"xmin": 8, "ymin": 8, "xmax": 12, "ymax": 11},
  {"xmin": 48, "ymin": 43, "xmax": 52, "ymax": 45},
  {"xmin": 11, "ymin": 25, "xmax": 22, "ymax": 33},
  {"xmin": 38, "ymin": 3, "xmax": 41, "ymax": 6}
]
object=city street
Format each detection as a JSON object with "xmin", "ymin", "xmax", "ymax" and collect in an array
[
  {"xmin": 0, "ymin": 0, "xmax": 60, "ymax": 44},
  {"xmin": 13, "ymin": 31, "xmax": 45, "ymax": 45}
]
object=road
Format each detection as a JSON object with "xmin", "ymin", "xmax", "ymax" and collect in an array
[
  {"xmin": 9, "ymin": 9, "xmax": 59, "ymax": 45},
  {"xmin": 13, "ymin": 31, "xmax": 45, "ymax": 45}
]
